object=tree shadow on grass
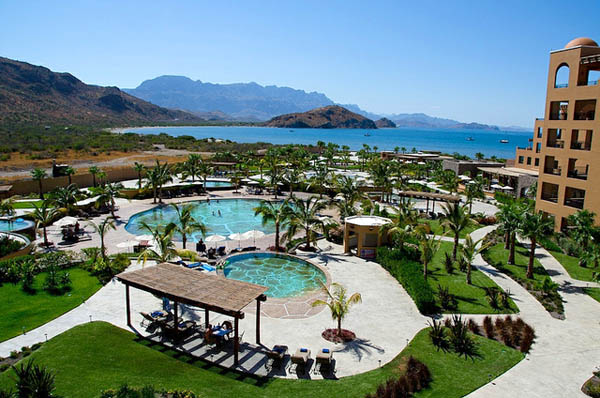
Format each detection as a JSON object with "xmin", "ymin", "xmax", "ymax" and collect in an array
[{"xmin": 334, "ymin": 337, "xmax": 385, "ymax": 362}]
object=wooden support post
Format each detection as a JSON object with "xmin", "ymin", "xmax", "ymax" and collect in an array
[
  {"xmin": 125, "ymin": 285, "xmax": 131, "ymax": 327},
  {"xmin": 205, "ymin": 308, "xmax": 209, "ymax": 329},
  {"xmin": 256, "ymin": 298, "xmax": 261, "ymax": 345},
  {"xmin": 426, "ymin": 198, "xmax": 429, "ymax": 213},
  {"xmin": 234, "ymin": 317, "xmax": 239, "ymax": 365},
  {"xmin": 173, "ymin": 301, "xmax": 179, "ymax": 338},
  {"xmin": 432, "ymin": 198, "xmax": 436, "ymax": 213}
]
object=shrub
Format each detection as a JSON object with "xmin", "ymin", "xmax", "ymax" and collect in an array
[
  {"xmin": 428, "ymin": 319, "xmax": 449, "ymax": 351},
  {"xmin": 483, "ymin": 316, "xmax": 495, "ymax": 338},
  {"xmin": 484, "ymin": 287, "xmax": 500, "ymax": 310},
  {"xmin": 0, "ymin": 364, "xmax": 9, "ymax": 373},
  {"xmin": 443, "ymin": 252, "xmax": 454, "ymax": 274},
  {"xmin": 499, "ymin": 290, "xmax": 511, "ymax": 309},
  {"xmin": 437, "ymin": 284, "xmax": 457, "ymax": 310},
  {"xmin": 520, "ymin": 324, "xmax": 536, "ymax": 353},
  {"xmin": 377, "ymin": 247, "xmax": 436, "ymax": 314},
  {"xmin": 448, "ymin": 315, "xmax": 477, "ymax": 359},
  {"xmin": 467, "ymin": 318, "xmax": 481, "ymax": 335},
  {"xmin": 0, "ymin": 235, "xmax": 24, "ymax": 258}
]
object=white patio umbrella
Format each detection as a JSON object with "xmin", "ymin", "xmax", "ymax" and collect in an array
[
  {"xmin": 116, "ymin": 240, "xmax": 139, "ymax": 252},
  {"xmin": 205, "ymin": 234, "xmax": 226, "ymax": 247},
  {"xmin": 501, "ymin": 186, "xmax": 514, "ymax": 191},
  {"xmin": 242, "ymin": 230, "xmax": 265, "ymax": 246},
  {"xmin": 135, "ymin": 234, "xmax": 154, "ymax": 241},
  {"xmin": 229, "ymin": 232, "xmax": 245, "ymax": 248},
  {"xmin": 490, "ymin": 184, "xmax": 504, "ymax": 190},
  {"xmin": 53, "ymin": 216, "xmax": 79, "ymax": 227}
]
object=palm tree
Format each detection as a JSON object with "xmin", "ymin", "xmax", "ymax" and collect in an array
[
  {"xmin": 518, "ymin": 211, "xmax": 554, "ymax": 279},
  {"xmin": 496, "ymin": 200, "xmax": 522, "ymax": 264},
  {"xmin": 50, "ymin": 184, "xmax": 79, "ymax": 214},
  {"xmin": 459, "ymin": 234, "xmax": 490, "ymax": 285},
  {"xmin": 171, "ymin": 203, "xmax": 207, "ymax": 249},
  {"xmin": 90, "ymin": 217, "xmax": 116, "ymax": 260},
  {"xmin": 133, "ymin": 162, "xmax": 145, "ymax": 190},
  {"xmin": 146, "ymin": 160, "xmax": 172, "ymax": 203},
  {"xmin": 380, "ymin": 197, "xmax": 417, "ymax": 251},
  {"xmin": 475, "ymin": 152, "xmax": 485, "ymax": 160},
  {"xmin": 31, "ymin": 168, "xmax": 47, "ymax": 200},
  {"xmin": 370, "ymin": 159, "xmax": 393, "ymax": 202},
  {"xmin": 284, "ymin": 196, "xmax": 327, "ymax": 250},
  {"xmin": 95, "ymin": 182, "xmax": 124, "ymax": 218},
  {"xmin": 333, "ymin": 175, "xmax": 365, "ymax": 219},
  {"xmin": 441, "ymin": 202, "xmax": 472, "ymax": 260},
  {"xmin": 464, "ymin": 177, "xmax": 485, "ymax": 214},
  {"xmin": 0, "ymin": 198, "xmax": 15, "ymax": 220},
  {"xmin": 88, "ymin": 166, "xmax": 100, "ymax": 187},
  {"xmin": 420, "ymin": 234, "xmax": 441, "ymax": 280},
  {"xmin": 197, "ymin": 162, "xmax": 213, "ymax": 193},
  {"xmin": 311, "ymin": 282, "xmax": 362, "ymax": 337},
  {"xmin": 64, "ymin": 166, "xmax": 76, "ymax": 185},
  {"xmin": 137, "ymin": 221, "xmax": 178, "ymax": 264},
  {"xmin": 567, "ymin": 210, "xmax": 597, "ymax": 266},
  {"xmin": 308, "ymin": 165, "xmax": 331, "ymax": 199},
  {"xmin": 32, "ymin": 201, "xmax": 59, "ymax": 247},
  {"xmin": 439, "ymin": 170, "xmax": 459, "ymax": 193},
  {"xmin": 254, "ymin": 200, "xmax": 291, "ymax": 252},
  {"xmin": 180, "ymin": 154, "xmax": 201, "ymax": 182}
]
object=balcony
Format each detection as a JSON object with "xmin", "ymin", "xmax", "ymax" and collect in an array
[
  {"xmin": 570, "ymin": 141, "xmax": 592, "ymax": 150},
  {"xmin": 564, "ymin": 198, "xmax": 585, "ymax": 209},
  {"xmin": 570, "ymin": 129, "xmax": 593, "ymax": 151},
  {"xmin": 546, "ymin": 139, "xmax": 564, "ymax": 149},
  {"xmin": 574, "ymin": 100, "xmax": 596, "ymax": 121},
  {"xmin": 544, "ymin": 166, "xmax": 562, "ymax": 176},
  {"xmin": 541, "ymin": 182, "xmax": 559, "ymax": 204},
  {"xmin": 567, "ymin": 163, "xmax": 589, "ymax": 180},
  {"xmin": 564, "ymin": 187, "xmax": 585, "ymax": 209},
  {"xmin": 517, "ymin": 146, "xmax": 532, "ymax": 151}
]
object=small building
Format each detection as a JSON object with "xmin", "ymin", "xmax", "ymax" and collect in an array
[
  {"xmin": 442, "ymin": 159, "xmax": 504, "ymax": 176},
  {"xmin": 0, "ymin": 185, "xmax": 12, "ymax": 200},
  {"xmin": 478, "ymin": 166, "xmax": 538, "ymax": 198},
  {"xmin": 343, "ymin": 215, "xmax": 392, "ymax": 259}
]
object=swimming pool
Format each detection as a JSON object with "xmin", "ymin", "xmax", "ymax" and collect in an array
[
  {"xmin": 0, "ymin": 218, "xmax": 35, "ymax": 233},
  {"xmin": 205, "ymin": 181, "xmax": 232, "ymax": 188},
  {"xmin": 222, "ymin": 252, "xmax": 327, "ymax": 298},
  {"xmin": 125, "ymin": 199, "xmax": 277, "ymax": 241}
]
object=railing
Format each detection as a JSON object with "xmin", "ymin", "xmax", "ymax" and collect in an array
[
  {"xmin": 567, "ymin": 166, "xmax": 588, "ymax": 180},
  {"xmin": 570, "ymin": 141, "xmax": 591, "ymax": 150},
  {"xmin": 588, "ymin": 80, "xmax": 599, "ymax": 86},
  {"xmin": 565, "ymin": 198, "xmax": 584, "ymax": 209},
  {"xmin": 541, "ymin": 194, "xmax": 559, "ymax": 203},
  {"xmin": 555, "ymin": 83, "xmax": 568, "ymax": 88},
  {"xmin": 544, "ymin": 167, "xmax": 562, "ymax": 176},
  {"xmin": 517, "ymin": 146, "xmax": 532, "ymax": 151},
  {"xmin": 547, "ymin": 140, "xmax": 564, "ymax": 148}
]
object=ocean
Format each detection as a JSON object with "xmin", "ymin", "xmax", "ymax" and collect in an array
[{"xmin": 123, "ymin": 126, "xmax": 532, "ymax": 159}]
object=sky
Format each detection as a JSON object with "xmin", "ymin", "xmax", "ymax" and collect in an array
[{"xmin": 1, "ymin": 1, "xmax": 600, "ymax": 128}]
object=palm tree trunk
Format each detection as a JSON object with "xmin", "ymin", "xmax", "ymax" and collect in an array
[
  {"xmin": 453, "ymin": 233, "xmax": 459, "ymax": 261},
  {"xmin": 38, "ymin": 180, "xmax": 43, "ymax": 200},
  {"xmin": 424, "ymin": 261, "xmax": 428, "ymax": 280},
  {"xmin": 305, "ymin": 227, "xmax": 311, "ymax": 249},
  {"xmin": 275, "ymin": 222, "xmax": 280, "ymax": 252},
  {"xmin": 526, "ymin": 237, "xmax": 536, "ymax": 279},
  {"xmin": 466, "ymin": 263, "xmax": 472, "ymax": 285},
  {"xmin": 138, "ymin": 173, "xmax": 142, "ymax": 190},
  {"xmin": 68, "ymin": 175, "xmax": 72, "ymax": 185},
  {"xmin": 337, "ymin": 317, "xmax": 342, "ymax": 336},
  {"xmin": 509, "ymin": 232, "xmax": 516, "ymax": 265},
  {"xmin": 153, "ymin": 187, "xmax": 157, "ymax": 204},
  {"xmin": 158, "ymin": 186, "xmax": 163, "ymax": 204},
  {"xmin": 504, "ymin": 230, "xmax": 510, "ymax": 249},
  {"xmin": 182, "ymin": 234, "xmax": 187, "ymax": 249},
  {"xmin": 42, "ymin": 225, "xmax": 48, "ymax": 246}
]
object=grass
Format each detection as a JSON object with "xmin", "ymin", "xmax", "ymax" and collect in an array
[
  {"xmin": 11, "ymin": 200, "xmax": 44, "ymax": 209},
  {"xmin": 484, "ymin": 243, "xmax": 549, "ymax": 283},
  {"xmin": 0, "ymin": 267, "xmax": 102, "ymax": 342},
  {"xmin": 583, "ymin": 288, "xmax": 600, "ymax": 303},
  {"xmin": 549, "ymin": 250, "xmax": 598, "ymax": 282},
  {"xmin": 0, "ymin": 322, "xmax": 524, "ymax": 398},
  {"xmin": 427, "ymin": 242, "xmax": 517, "ymax": 314},
  {"xmin": 419, "ymin": 219, "xmax": 481, "ymax": 238}
]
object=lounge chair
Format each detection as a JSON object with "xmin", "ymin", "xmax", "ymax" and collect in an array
[
  {"xmin": 217, "ymin": 246, "xmax": 226, "ymax": 256},
  {"xmin": 265, "ymin": 345, "xmax": 288, "ymax": 371},
  {"xmin": 314, "ymin": 348, "xmax": 334, "ymax": 374},
  {"xmin": 140, "ymin": 311, "xmax": 167, "ymax": 327},
  {"xmin": 290, "ymin": 348, "xmax": 311, "ymax": 374}
]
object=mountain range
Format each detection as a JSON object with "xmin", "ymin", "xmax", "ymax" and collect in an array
[
  {"xmin": 125, "ymin": 75, "xmax": 527, "ymax": 130},
  {"xmin": 0, "ymin": 57, "xmax": 201, "ymax": 126}
]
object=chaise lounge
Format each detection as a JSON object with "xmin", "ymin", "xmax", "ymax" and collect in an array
[{"xmin": 290, "ymin": 348, "xmax": 311, "ymax": 374}]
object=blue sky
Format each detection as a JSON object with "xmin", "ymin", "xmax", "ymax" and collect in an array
[{"xmin": 1, "ymin": 1, "xmax": 599, "ymax": 127}]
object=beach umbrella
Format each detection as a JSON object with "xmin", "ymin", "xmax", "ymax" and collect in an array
[
  {"xmin": 229, "ymin": 232, "xmax": 244, "ymax": 248},
  {"xmin": 501, "ymin": 186, "xmax": 514, "ymax": 191},
  {"xmin": 116, "ymin": 240, "xmax": 139, "ymax": 252},
  {"xmin": 205, "ymin": 234, "xmax": 226, "ymax": 247},
  {"xmin": 53, "ymin": 216, "xmax": 79, "ymax": 228},
  {"xmin": 490, "ymin": 184, "xmax": 503, "ymax": 190},
  {"xmin": 135, "ymin": 234, "xmax": 154, "ymax": 241},
  {"xmin": 242, "ymin": 230, "xmax": 265, "ymax": 246}
]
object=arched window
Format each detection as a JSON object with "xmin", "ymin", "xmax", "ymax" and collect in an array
[{"xmin": 555, "ymin": 64, "xmax": 570, "ymax": 88}]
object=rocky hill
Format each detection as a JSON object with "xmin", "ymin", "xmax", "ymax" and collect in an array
[
  {"xmin": 375, "ymin": 117, "xmax": 396, "ymax": 128},
  {"xmin": 125, "ymin": 75, "xmax": 334, "ymax": 121},
  {"xmin": 0, "ymin": 57, "xmax": 201, "ymax": 126},
  {"xmin": 264, "ymin": 105, "xmax": 377, "ymax": 129}
]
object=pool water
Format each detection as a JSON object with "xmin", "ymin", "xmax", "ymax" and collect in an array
[
  {"xmin": 0, "ymin": 219, "xmax": 35, "ymax": 233},
  {"xmin": 205, "ymin": 181, "xmax": 232, "ymax": 188},
  {"xmin": 223, "ymin": 253, "xmax": 327, "ymax": 298},
  {"xmin": 125, "ymin": 199, "xmax": 277, "ymax": 241}
]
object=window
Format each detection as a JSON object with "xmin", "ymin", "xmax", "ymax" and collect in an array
[
  {"xmin": 555, "ymin": 64, "xmax": 570, "ymax": 88},
  {"xmin": 550, "ymin": 101, "xmax": 569, "ymax": 120},
  {"xmin": 574, "ymin": 99, "xmax": 596, "ymax": 120},
  {"xmin": 518, "ymin": 156, "xmax": 524, "ymax": 164},
  {"xmin": 534, "ymin": 158, "xmax": 539, "ymax": 167},
  {"xmin": 526, "ymin": 157, "xmax": 531, "ymax": 165},
  {"xmin": 537, "ymin": 127, "xmax": 543, "ymax": 138},
  {"xmin": 536, "ymin": 143, "xmax": 541, "ymax": 153}
]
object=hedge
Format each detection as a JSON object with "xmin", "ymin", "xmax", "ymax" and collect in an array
[{"xmin": 377, "ymin": 247, "xmax": 437, "ymax": 314}]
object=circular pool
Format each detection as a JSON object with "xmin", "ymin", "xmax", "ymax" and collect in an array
[
  {"xmin": 0, "ymin": 218, "xmax": 35, "ymax": 233},
  {"xmin": 125, "ymin": 199, "xmax": 278, "ymax": 241},
  {"xmin": 222, "ymin": 252, "xmax": 327, "ymax": 298}
]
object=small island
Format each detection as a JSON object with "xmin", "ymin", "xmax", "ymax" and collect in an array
[
  {"xmin": 264, "ymin": 105, "xmax": 377, "ymax": 129},
  {"xmin": 375, "ymin": 117, "xmax": 396, "ymax": 128}
]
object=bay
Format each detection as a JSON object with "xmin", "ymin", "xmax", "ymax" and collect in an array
[{"xmin": 123, "ymin": 126, "xmax": 532, "ymax": 159}]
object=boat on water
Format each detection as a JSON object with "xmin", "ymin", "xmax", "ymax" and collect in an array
[
  {"xmin": 499, "ymin": 139, "xmax": 509, "ymax": 143},
  {"xmin": 364, "ymin": 133, "xmax": 371, "ymax": 137},
  {"xmin": 466, "ymin": 137, "xmax": 474, "ymax": 141}
]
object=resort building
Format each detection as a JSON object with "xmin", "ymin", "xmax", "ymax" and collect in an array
[
  {"xmin": 515, "ymin": 37, "xmax": 600, "ymax": 230},
  {"xmin": 343, "ymin": 215, "xmax": 391, "ymax": 259}
]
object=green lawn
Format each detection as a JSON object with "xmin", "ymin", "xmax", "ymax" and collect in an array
[
  {"xmin": 12, "ymin": 200, "xmax": 44, "ymax": 209},
  {"xmin": 0, "ymin": 267, "xmax": 102, "ymax": 342},
  {"xmin": 583, "ymin": 287, "xmax": 600, "ymax": 303},
  {"xmin": 420, "ymin": 219, "xmax": 482, "ymax": 238},
  {"xmin": 549, "ymin": 250, "xmax": 598, "ymax": 282},
  {"xmin": 484, "ymin": 243, "xmax": 549, "ymax": 283},
  {"xmin": 428, "ymin": 242, "xmax": 517, "ymax": 314},
  {"xmin": 0, "ymin": 322, "xmax": 524, "ymax": 398}
]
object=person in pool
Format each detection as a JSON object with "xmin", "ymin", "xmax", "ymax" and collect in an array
[{"xmin": 218, "ymin": 209, "xmax": 222, "ymax": 217}]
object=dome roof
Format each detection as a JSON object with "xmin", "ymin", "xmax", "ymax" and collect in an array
[{"xmin": 565, "ymin": 37, "xmax": 598, "ymax": 48}]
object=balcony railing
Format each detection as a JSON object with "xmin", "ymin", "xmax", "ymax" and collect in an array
[
  {"xmin": 547, "ymin": 140, "xmax": 564, "ymax": 149},
  {"xmin": 565, "ymin": 198, "xmax": 584, "ymax": 209},
  {"xmin": 541, "ymin": 194, "xmax": 559, "ymax": 203},
  {"xmin": 588, "ymin": 80, "xmax": 599, "ymax": 86},
  {"xmin": 570, "ymin": 141, "xmax": 592, "ymax": 150},
  {"xmin": 567, "ymin": 166, "xmax": 589, "ymax": 180},
  {"xmin": 544, "ymin": 167, "xmax": 562, "ymax": 176},
  {"xmin": 555, "ymin": 83, "xmax": 568, "ymax": 88},
  {"xmin": 517, "ymin": 146, "xmax": 532, "ymax": 151}
]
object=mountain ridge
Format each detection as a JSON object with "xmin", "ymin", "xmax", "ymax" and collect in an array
[{"xmin": 264, "ymin": 105, "xmax": 377, "ymax": 129}]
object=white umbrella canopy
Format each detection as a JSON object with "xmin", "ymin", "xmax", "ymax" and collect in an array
[
  {"xmin": 205, "ymin": 234, "xmax": 226, "ymax": 242},
  {"xmin": 116, "ymin": 240, "xmax": 138, "ymax": 248},
  {"xmin": 53, "ymin": 216, "xmax": 79, "ymax": 227},
  {"xmin": 135, "ymin": 234, "xmax": 154, "ymax": 241},
  {"xmin": 490, "ymin": 184, "xmax": 504, "ymax": 189},
  {"xmin": 229, "ymin": 233, "xmax": 245, "ymax": 240},
  {"xmin": 501, "ymin": 185, "xmax": 514, "ymax": 190},
  {"xmin": 242, "ymin": 230, "xmax": 265, "ymax": 245}
]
